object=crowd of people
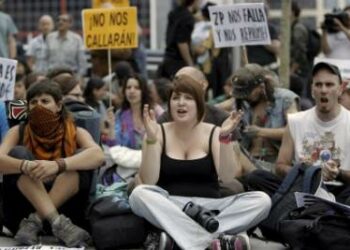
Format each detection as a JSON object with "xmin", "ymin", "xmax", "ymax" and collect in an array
[{"xmin": 0, "ymin": 0, "xmax": 350, "ymax": 249}]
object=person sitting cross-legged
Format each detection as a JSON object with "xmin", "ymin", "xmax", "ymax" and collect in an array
[
  {"xmin": 129, "ymin": 74, "xmax": 271, "ymax": 250},
  {"xmin": 0, "ymin": 80, "xmax": 104, "ymax": 247}
]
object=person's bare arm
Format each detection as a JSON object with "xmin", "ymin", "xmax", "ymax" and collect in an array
[
  {"xmin": 178, "ymin": 42, "xmax": 194, "ymax": 66},
  {"xmin": 8, "ymin": 34, "xmax": 16, "ymax": 59},
  {"xmin": 275, "ymin": 124, "xmax": 295, "ymax": 178},
  {"xmin": 64, "ymin": 127, "xmax": 104, "ymax": 170},
  {"xmin": 138, "ymin": 105, "xmax": 162, "ymax": 185},
  {"xmin": 0, "ymin": 126, "xmax": 23, "ymax": 174},
  {"xmin": 321, "ymin": 29, "xmax": 330, "ymax": 55},
  {"xmin": 214, "ymin": 111, "xmax": 244, "ymax": 183}
]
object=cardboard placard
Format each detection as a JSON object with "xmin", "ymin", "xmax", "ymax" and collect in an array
[
  {"xmin": 82, "ymin": 7, "xmax": 138, "ymax": 49},
  {"xmin": 92, "ymin": 0, "xmax": 129, "ymax": 8},
  {"xmin": 0, "ymin": 57, "xmax": 17, "ymax": 101},
  {"xmin": 209, "ymin": 3, "xmax": 270, "ymax": 48}
]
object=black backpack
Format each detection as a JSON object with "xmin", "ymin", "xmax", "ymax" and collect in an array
[
  {"xmin": 292, "ymin": 22, "xmax": 321, "ymax": 63},
  {"xmin": 259, "ymin": 164, "xmax": 322, "ymax": 241},
  {"xmin": 88, "ymin": 166, "xmax": 146, "ymax": 250},
  {"xmin": 306, "ymin": 27, "xmax": 321, "ymax": 62},
  {"xmin": 280, "ymin": 201, "xmax": 350, "ymax": 250}
]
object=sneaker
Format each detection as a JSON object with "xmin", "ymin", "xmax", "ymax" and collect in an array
[
  {"xmin": 144, "ymin": 231, "xmax": 160, "ymax": 250},
  {"xmin": 14, "ymin": 213, "xmax": 43, "ymax": 245},
  {"xmin": 159, "ymin": 232, "xmax": 174, "ymax": 250},
  {"xmin": 210, "ymin": 234, "xmax": 250, "ymax": 250},
  {"xmin": 51, "ymin": 215, "xmax": 91, "ymax": 247},
  {"xmin": 234, "ymin": 233, "xmax": 250, "ymax": 250}
]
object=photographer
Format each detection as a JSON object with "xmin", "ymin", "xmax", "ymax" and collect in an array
[{"xmin": 321, "ymin": 6, "xmax": 350, "ymax": 59}]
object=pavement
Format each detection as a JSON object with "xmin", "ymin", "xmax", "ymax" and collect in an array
[{"xmin": 0, "ymin": 234, "xmax": 288, "ymax": 249}]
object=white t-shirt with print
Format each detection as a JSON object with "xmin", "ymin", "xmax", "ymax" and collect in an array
[{"xmin": 288, "ymin": 106, "xmax": 350, "ymax": 171}]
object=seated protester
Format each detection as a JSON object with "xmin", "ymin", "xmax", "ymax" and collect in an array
[
  {"xmin": 158, "ymin": 66, "xmax": 255, "ymax": 179},
  {"xmin": 83, "ymin": 77, "xmax": 108, "ymax": 117},
  {"xmin": 158, "ymin": 66, "xmax": 229, "ymax": 126},
  {"xmin": 232, "ymin": 64, "xmax": 299, "ymax": 169},
  {"xmin": 154, "ymin": 66, "xmax": 255, "ymax": 195},
  {"xmin": 212, "ymin": 75, "xmax": 235, "ymax": 113},
  {"xmin": 52, "ymin": 74, "xmax": 84, "ymax": 103},
  {"xmin": 129, "ymin": 75, "xmax": 271, "ymax": 250},
  {"xmin": 14, "ymin": 74, "xmax": 26, "ymax": 100},
  {"xmin": 103, "ymin": 74, "xmax": 163, "ymax": 181},
  {"xmin": 151, "ymin": 77, "xmax": 173, "ymax": 110},
  {"xmin": 246, "ymin": 62, "xmax": 350, "ymax": 204},
  {"xmin": 14, "ymin": 72, "xmax": 46, "ymax": 104},
  {"xmin": 51, "ymin": 74, "xmax": 101, "ymax": 143},
  {"xmin": 0, "ymin": 101, "xmax": 9, "ymax": 142},
  {"xmin": 0, "ymin": 80, "xmax": 104, "ymax": 247},
  {"xmin": 46, "ymin": 66, "xmax": 74, "ymax": 79},
  {"xmin": 107, "ymin": 60, "xmax": 135, "ymax": 110},
  {"xmin": 83, "ymin": 77, "xmax": 109, "ymax": 137},
  {"xmin": 23, "ymin": 72, "xmax": 47, "ymax": 90}
]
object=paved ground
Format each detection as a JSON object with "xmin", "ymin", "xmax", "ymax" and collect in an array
[
  {"xmin": 0, "ymin": 225, "xmax": 287, "ymax": 249},
  {"xmin": 0, "ymin": 235, "xmax": 287, "ymax": 249}
]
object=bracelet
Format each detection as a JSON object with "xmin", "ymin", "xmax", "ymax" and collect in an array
[
  {"xmin": 55, "ymin": 159, "xmax": 67, "ymax": 174},
  {"xmin": 146, "ymin": 138, "xmax": 157, "ymax": 145},
  {"xmin": 19, "ymin": 160, "xmax": 26, "ymax": 174},
  {"xmin": 219, "ymin": 133, "xmax": 232, "ymax": 144}
]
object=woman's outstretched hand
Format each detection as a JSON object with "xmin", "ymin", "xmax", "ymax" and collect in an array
[
  {"xmin": 143, "ymin": 104, "xmax": 159, "ymax": 141},
  {"xmin": 220, "ymin": 110, "xmax": 244, "ymax": 136}
]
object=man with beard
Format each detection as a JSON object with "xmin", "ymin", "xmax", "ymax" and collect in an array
[
  {"xmin": 232, "ymin": 64, "xmax": 299, "ymax": 171},
  {"xmin": 247, "ymin": 62, "xmax": 350, "ymax": 202}
]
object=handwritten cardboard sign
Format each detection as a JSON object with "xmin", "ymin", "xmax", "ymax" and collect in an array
[
  {"xmin": 209, "ymin": 3, "xmax": 270, "ymax": 48},
  {"xmin": 0, "ymin": 57, "xmax": 17, "ymax": 101},
  {"xmin": 82, "ymin": 7, "xmax": 138, "ymax": 49}
]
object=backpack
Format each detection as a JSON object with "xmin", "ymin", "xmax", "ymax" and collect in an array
[
  {"xmin": 259, "ymin": 164, "xmax": 322, "ymax": 241},
  {"xmin": 292, "ymin": 22, "xmax": 321, "ymax": 63},
  {"xmin": 280, "ymin": 201, "xmax": 350, "ymax": 250},
  {"xmin": 5, "ymin": 99, "xmax": 101, "ymax": 143},
  {"xmin": 306, "ymin": 27, "xmax": 321, "ymax": 62},
  {"xmin": 88, "ymin": 165, "xmax": 146, "ymax": 250}
]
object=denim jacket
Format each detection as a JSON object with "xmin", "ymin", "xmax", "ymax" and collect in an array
[{"xmin": 240, "ymin": 88, "xmax": 299, "ymax": 150}]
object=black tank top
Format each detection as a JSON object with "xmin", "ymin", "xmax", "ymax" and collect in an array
[{"xmin": 157, "ymin": 124, "xmax": 220, "ymax": 198}]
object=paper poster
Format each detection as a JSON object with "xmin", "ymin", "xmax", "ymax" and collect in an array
[
  {"xmin": 0, "ymin": 57, "xmax": 17, "ymax": 101},
  {"xmin": 209, "ymin": 3, "xmax": 271, "ymax": 48}
]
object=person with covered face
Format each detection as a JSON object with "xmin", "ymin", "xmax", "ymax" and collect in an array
[
  {"xmin": 0, "ymin": 79, "xmax": 104, "ymax": 247},
  {"xmin": 232, "ymin": 64, "xmax": 299, "ymax": 168},
  {"xmin": 129, "ymin": 74, "xmax": 271, "ymax": 250}
]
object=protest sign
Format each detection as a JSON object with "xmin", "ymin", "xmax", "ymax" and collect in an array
[
  {"xmin": 209, "ymin": 3, "xmax": 270, "ymax": 48},
  {"xmin": 0, "ymin": 57, "xmax": 17, "ymax": 101},
  {"xmin": 314, "ymin": 57, "xmax": 350, "ymax": 80},
  {"xmin": 92, "ymin": 0, "xmax": 129, "ymax": 8},
  {"xmin": 82, "ymin": 7, "xmax": 138, "ymax": 49}
]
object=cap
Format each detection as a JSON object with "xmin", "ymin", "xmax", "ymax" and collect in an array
[
  {"xmin": 312, "ymin": 62, "xmax": 342, "ymax": 83},
  {"xmin": 231, "ymin": 67, "xmax": 265, "ymax": 99}
]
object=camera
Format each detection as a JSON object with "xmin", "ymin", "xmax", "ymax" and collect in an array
[
  {"xmin": 323, "ymin": 10, "xmax": 349, "ymax": 33},
  {"xmin": 183, "ymin": 201, "xmax": 219, "ymax": 233}
]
